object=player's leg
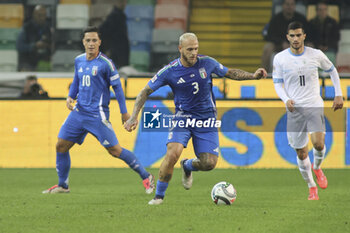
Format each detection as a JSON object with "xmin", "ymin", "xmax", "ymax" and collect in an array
[
  {"xmin": 106, "ymin": 144, "xmax": 154, "ymax": 194},
  {"xmin": 42, "ymin": 138, "xmax": 75, "ymax": 194},
  {"xmin": 148, "ymin": 127, "xmax": 190, "ymax": 204},
  {"xmin": 43, "ymin": 111, "xmax": 85, "ymax": 194},
  {"xmin": 181, "ymin": 129, "xmax": 219, "ymax": 189},
  {"xmin": 90, "ymin": 117, "xmax": 154, "ymax": 194},
  {"xmin": 149, "ymin": 142, "xmax": 184, "ymax": 205},
  {"xmin": 181, "ymin": 152, "xmax": 218, "ymax": 190},
  {"xmin": 295, "ymin": 146, "xmax": 318, "ymax": 200},
  {"xmin": 307, "ymin": 106, "xmax": 327, "ymax": 188},
  {"xmin": 287, "ymin": 110, "xmax": 318, "ymax": 200},
  {"xmin": 295, "ymin": 146, "xmax": 317, "ymax": 188},
  {"xmin": 56, "ymin": 139, "xmax": 75, "ymax": 187},
  {"xmin": 311, "ymin": 132, "xmax": 326, "ymax": 168},
  {"xmin": 190, "ymin": 153, "xmax": 218, "ymax": 171},
  {"xmin": 310, "ymin": 132, "xmax": 327, "ymax": 189}
]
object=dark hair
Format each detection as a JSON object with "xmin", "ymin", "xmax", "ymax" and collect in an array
[
  {"xmin": 83, "ymin": 26, "xmax": 101, "ymax": 39},
  {"xmin": 287, "ymin": 21, "xmax": 305, "ymax": 33},
  {"xmin": 26, "ymin": 75, "xmax": 37, "ymax": 81}
]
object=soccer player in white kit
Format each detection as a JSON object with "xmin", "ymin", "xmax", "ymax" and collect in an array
[{"xmin": 273, "ymin": 21, "xmax": 343, "ymax": 200}]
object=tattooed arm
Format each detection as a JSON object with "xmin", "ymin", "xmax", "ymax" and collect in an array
[
  {"xmin": 124, "ymin": 85, "xmax": 154, "ymax": 132},
  {"xmin": 225, "ymin": 68, "xmax": 267, "ymax": 80}
]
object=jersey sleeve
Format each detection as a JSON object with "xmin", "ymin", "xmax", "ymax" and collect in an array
[
  {"xmin": 147, "ymin": 65, "xmax": 170, "ymax": 91},
  {"xmin": 318, "ymin": 50, "xmax": 334, "ymax": 72},
  {"xmin": 68, "ymin": 59, "xmax": 79, "ymax": 99},
  {"xmin": 106, "ymin": 59, "xmax": 127, "ymax": 113},
  {"xmin": 272, "ymin": 55, "xmax": 290, "ymax": 103},
  {"xmin": 210, "ymin": 57, "xmax": 228, "ymax": 77},
  {"xmin": 272, "ymin": 55, "xmax": 284, "ymax": 84},
  {"xmin": 112, "ymin": 79, "xmax": 127, "ymax": 114},
  {"xmin": 105, "ymin": 60, "xmax": 120, "ymax": 86}
]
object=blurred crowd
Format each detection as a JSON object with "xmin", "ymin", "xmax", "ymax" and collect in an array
[{"xmin": 262, "ymin": 0, "xmax": 345, "ymax": 72}]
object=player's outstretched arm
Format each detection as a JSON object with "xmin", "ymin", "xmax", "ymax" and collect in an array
[
  {"xmin": 124, "ymin": 85, "xmax": 154, "ymax": 132},
  {"xmin": 224, "ymin": 68, "xmax": 267, "ymax": 80}
]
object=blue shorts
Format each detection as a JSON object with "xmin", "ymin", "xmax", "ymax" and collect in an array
[
  {"xmin": 58, "ymin": 110, "xmax": 118, "ymax": 147},
  {"xmin": 166, "ymin": 125, "xmax": 219, "ymax": 157}
]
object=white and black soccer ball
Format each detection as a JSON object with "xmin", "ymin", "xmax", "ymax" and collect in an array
[{"xmin": 211, "ymin": 181, "xmax": 237, "ymax": 205}]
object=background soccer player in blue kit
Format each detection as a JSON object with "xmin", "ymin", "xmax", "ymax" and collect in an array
[
  {"xmin": 43, "ymin": 26, "xmax": 154, "ymax": 194},
  {"xmin": 124, "ymin": 32, "xmax": 267, "ymax": 205}
]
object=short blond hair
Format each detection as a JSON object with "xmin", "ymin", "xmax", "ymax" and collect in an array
[{"xmin": 179, "ymin": 32, "xmax": 197, "ymax": 46}]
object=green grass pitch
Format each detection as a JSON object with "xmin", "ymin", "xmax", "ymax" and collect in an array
[{"xmin": 0, "ymin": 168, "xmax": 349, "ymax": 233}]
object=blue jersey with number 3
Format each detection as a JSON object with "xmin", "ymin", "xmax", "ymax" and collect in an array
[
  {"xmin": 148, "ymin": 55, "xmax": 228, "ymax": 119},
  {"xmin": 69, "ymin": 52, "xmax": 120, "ymax": 118}
]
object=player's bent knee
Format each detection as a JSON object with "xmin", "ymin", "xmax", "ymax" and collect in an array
[
  {"xmin": 296, "ymin": 149, "xmax": 308, "ymax": 160},
  {"xmin": 107, "ymin": 145, "xmax": 122, "ymax": 158},
  {"xmin": 203, "ymin": 161, "xmax": 216, "ymax": 171},
  {"xmin": 313, "ymin": 143, "xmax": 324, "ymax": 152},
  {"xmin": 56, "ymin": 143, "xmax": 63, "ymax": 152},
  {"xmin": 56, "ymin": 140, "xmax": 72, "ymax": 153},
  {"xmin": 199, "ymin": 153, "xmax": 217, "ymax": 171}
]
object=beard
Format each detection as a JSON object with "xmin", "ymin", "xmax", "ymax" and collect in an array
[
  {"xmin": 291, "ymin": 43, "xmax": 302, "ymax": 51},
  {"xmin": 182, "ymin": 52, "xmax": 197, "ymax": 66}
]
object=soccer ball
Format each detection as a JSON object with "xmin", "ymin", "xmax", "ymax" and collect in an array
[{"xmin": 211, "ymin": 181, "xmax": 237, "ymax": 205}]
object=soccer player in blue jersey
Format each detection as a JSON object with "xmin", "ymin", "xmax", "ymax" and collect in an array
[
  {"xmin": 42, "ymin": 26, "xmax": 154, "ymax": 194},
  {"xmin": 124, "ymin": 32, "xmax": 267, "ymax": 205}
]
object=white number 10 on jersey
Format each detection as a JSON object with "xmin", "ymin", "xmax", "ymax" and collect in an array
[{"xmin": 82, "ymin": 75, "xmax": 91, "ymax": 87}]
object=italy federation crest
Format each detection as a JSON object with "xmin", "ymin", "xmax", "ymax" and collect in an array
[
  {"xmin": 92, "ymin": 66, "xmax": 98, "ymax": 76},
  {"xmin": 199, "ymin": 67, "xmax": 207, "ymax": 79}
]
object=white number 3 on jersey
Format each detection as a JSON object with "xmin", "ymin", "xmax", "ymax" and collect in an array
[{"xmin": 192, "ymin": 82, "xmax": 199, "ymax": 94}]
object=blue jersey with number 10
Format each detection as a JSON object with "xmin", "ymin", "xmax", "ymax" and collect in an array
[
  {"xmin": 148, "ymin": 55, "xmax": 228, "ymax": 119},
  {"xmin": 69, "ymin": 52, "xmax": 121, "ymax": 119}
]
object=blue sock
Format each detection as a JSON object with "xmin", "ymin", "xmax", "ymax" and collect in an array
[
  {"xmin": 184, "ymin": 159, "xmax": 198, "ymax": 172},
  {"xmin": 119, "ymin": 148, "xmax": 149, "ymax": 180},
  {"xmin": 56, "ymin": 152, "xmax": 70, "ymax": 189},
  {"xmin": 155, "ymin": 180, "xmax": 168, "ymax": 199}
]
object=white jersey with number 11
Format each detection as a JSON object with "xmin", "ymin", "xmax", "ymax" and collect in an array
[{"xmin": 272, "ymin": 46, "xmax": 334, "ymax": 107}]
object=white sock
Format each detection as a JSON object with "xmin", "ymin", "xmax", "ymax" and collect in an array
[
  {"xmin": 297, "ymin": 156, "xmax": 316, "ymax": 188},
  {"xmin": 313, "ymin": 145, "xmax": 326, "ymax": 170}
]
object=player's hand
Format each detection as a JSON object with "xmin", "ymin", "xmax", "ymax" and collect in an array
[
  {"xmin": 332, "ymin": 96, "xmax": 343, "ymax": 111},
  {"xmin": 124, "ymin": 117, "xmax": 138, "ymax": 132},
  {"xmin": 121, "ymin": 112, "xmax": 130, "ymax": 124},
  {"xmin": 286, "ymin": 99, "xmax": 295, "ymax": 112},
  {"xmin": 66, "ymin": 96, "xmax": 75, "ymax": 111},
  {"xmin": 253, "ymin": 68, "xmax": 267, "ymax": 80}
]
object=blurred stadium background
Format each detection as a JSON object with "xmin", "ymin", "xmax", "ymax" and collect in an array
[{"xmin": 0, "ymin": 0, "xmax": 350, "ymax": 169}]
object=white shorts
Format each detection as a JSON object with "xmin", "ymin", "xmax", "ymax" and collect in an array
[{"xmin": 286, "ymin": 107, "xmax": 325, "ymax": 149}]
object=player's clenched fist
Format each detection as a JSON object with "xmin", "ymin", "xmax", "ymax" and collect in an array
[{"xmin": 253, "ymin": 68, "xmax": 267, "ymax": 80}]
